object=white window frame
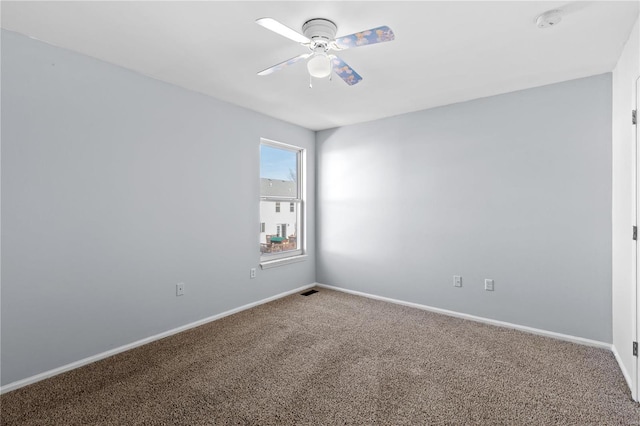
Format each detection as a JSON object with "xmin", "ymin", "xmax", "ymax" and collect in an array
[{"xmin": 260, "ymin": 138, "xmax": 306, "ymax": 267}]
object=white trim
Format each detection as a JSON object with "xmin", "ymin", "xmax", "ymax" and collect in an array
[
  {"xmin": 613, "ymin": 344, "xmax": 634, "ymax": 393},
  {"xmin": 260, "ymin": 137, "xmax": 301, "ymax": 153},
  {"xmin": 629, "ymin": 74, "xmax": 640, "ymax": 402},
  {"xmin": 260, "ymin": 254, "xmax": 308, "ymax": 269},
  {"xmin": 316, "ymin": 283, "xmax": 611, "ymax": 350},
  {"xmin": 0, "ymin": 283, "xmax": 316, "ymax": 395}
]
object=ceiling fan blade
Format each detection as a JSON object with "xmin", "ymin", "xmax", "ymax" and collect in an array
[
  {"xmin": 258, "ymin": 53, "xmax": 312, "ymax": 76},
  {"xmin": 334, "ymin": 26, "xmax": 395, "ymax": 50},
  {"xmin": 256, "ymin": 18, "xmax": 310, "ymax": 44},
  {"xmin": 331, "ymin": 56, "xmax": 363, "ymax": 86}
]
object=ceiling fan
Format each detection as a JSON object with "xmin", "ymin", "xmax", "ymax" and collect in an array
[{"xmin": 256, "ymin": 17, "xmax": 395, "ymax": 86}]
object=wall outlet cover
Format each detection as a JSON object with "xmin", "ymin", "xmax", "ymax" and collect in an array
[
  {"xmin": 484, "ymin": 279, "xmax": 494, "ymax": 291},
  {"xmin": 453, "ymin": 275, "xmax": 462, "ymax": 287},
  {"xmin": 176, "ymin": 283, "xmax": 185, "ymax": 296}
]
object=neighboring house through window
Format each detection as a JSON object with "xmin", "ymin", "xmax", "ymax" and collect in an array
[{"xmin": 259, "ymin": 139, "xmax": 304, "ymax": 262}]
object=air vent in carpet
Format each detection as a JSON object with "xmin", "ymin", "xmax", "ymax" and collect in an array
[{"xmin": 301, "ymin": 289, "xmax": 318, "ymax": 296}]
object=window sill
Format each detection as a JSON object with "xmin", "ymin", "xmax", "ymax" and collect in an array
[{"xmin": 260, "ymin": 254, "xmax": 308, "ymax": 269}]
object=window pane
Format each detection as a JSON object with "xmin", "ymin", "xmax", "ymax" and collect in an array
[
  {"xmin": 260, "ymin": 200, "xmax": 299, "ymax": 254},
  {"xmin": 260, "ymin": 145, "xmax": 297, "ymax": 197}
]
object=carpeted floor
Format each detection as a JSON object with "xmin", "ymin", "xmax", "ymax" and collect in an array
[{"xmin": 1, "ymin": 287, "xmax": 639, "ymax": 425}]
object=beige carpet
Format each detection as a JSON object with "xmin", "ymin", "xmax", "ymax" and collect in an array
[{"xmin": 1, "ymin": 287, "xmax": 639, "ymax": 425}]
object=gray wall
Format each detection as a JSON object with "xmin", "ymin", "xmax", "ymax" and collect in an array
[
  {"xmin": 1, "ymin": 30, "xmax": 316, "ymax": 386},
  {"xmin": 316, "ymin": 74, "xmax": 612, "ymax": 343},
  {"xmin": 0, "ymin": 27, "xmax": 614, "ymax": 387}
]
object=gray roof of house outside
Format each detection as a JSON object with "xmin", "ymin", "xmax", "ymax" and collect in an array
[{"xmin": 260, "ymin": 178, "xmax": 296, "ymax": 198}]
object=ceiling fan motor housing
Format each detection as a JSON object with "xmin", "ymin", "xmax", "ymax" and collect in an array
[{"xmin": 302, "ymin": 18, "xmax": 337, "ymax": 45}]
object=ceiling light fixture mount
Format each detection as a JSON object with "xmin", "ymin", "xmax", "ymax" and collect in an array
[
  {"xmin": 302, "ymin": 18, "xmax": 337, "ymax": 44},
  {"xmin": 536, "ymin": 9, "xmax": 563, "ymax": 29}
]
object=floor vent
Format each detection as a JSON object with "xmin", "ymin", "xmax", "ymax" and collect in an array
[{"xmin": 301, "ymin": 289, "xmax": 318, "ymax": 296}]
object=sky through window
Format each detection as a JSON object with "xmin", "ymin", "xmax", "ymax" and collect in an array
[{"xmin": 260, "ymin": 145, "xmax": 297, "ymax": 181}]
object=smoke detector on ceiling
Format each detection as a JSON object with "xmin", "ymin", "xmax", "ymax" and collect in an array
[{"xmin": 536, "ymin": 9, "xmax": 563, "ymax": 29}]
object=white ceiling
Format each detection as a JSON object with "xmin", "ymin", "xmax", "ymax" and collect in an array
[{"xmin": 1, "ymin": 1, "xmax": 638, "ymax": 131}]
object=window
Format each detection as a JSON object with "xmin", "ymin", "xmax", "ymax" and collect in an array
[{"xmin": 260, "ymin": 139, "xmax": 304, "ymax": 262}]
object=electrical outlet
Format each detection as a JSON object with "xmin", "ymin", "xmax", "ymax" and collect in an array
[
  {"xmin": 250, "ymin": 268, "xmax": 256, "ymax": 279},
  {"xmin": 453, "ymin": 275, "xmax": 462, "ymax": 287},
  {"xmin": 484, "ymin": 279, "xmax": 494, "ymax": 291},
  {"xmin": 176, "ymin": 282, "xmax": 185, "ymax": 296}
]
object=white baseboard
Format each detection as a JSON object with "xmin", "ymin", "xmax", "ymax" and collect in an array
[
  {"xmin": 316, "ymin": 283, "xmax": 612, "ymax": 350},
  {"xmin": 0, "ymin": 283, "xmax": 317, "ymax": 395}
]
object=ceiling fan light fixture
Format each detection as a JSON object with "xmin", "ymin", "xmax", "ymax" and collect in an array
[
  {"xmin": 256, "ymin": 16, "xmax": 394, "ymax": 86},
  {"xmin": 307, "ymin": 53, "xmax": 332, "ymax": 78}
]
